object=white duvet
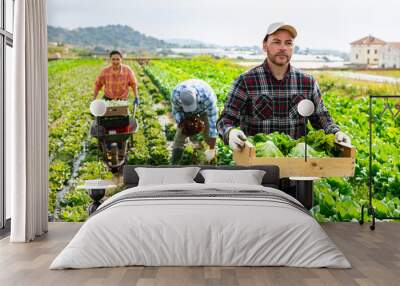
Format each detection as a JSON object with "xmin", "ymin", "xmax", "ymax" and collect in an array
[{"xmin": 50, "ymin": 183, "xmax": 351, "ymax": 269}]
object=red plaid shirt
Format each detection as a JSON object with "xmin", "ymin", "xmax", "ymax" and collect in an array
[
  {"xmin": 217, "ymin": 60, "xmax": 340, "ymax": 143},
  {"xmin": 94, "ymin": 64, "xmax": 137, "ymax": 100}
]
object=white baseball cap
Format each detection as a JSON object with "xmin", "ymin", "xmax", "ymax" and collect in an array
[
  {"xmin": 265, "ymin": 22, "xmax": 297, "ymax": 39},
  {"xmin": 180, "ymin": 87, "xmax": 197, "ymax": 112}
]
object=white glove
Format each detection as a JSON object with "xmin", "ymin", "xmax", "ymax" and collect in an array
[
  {"xmin": 335, "ymin": 131, "xmax": 351, "ymax": 145},
  {"xmin": 228, "ymin": 129, "xmax": 247, "ymax": 151},
  {"xmin": 204, "ymin": 149, "xmax": 216, "ymax": 161}
]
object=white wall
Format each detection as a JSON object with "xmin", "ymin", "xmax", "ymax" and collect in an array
[
  {"xmin": 380, "ymin": 45, "xmax": 400, "ymax": 68},
  {"xmin": 351, "ymin": 44, "xmax": 384, "ymax": 66}
]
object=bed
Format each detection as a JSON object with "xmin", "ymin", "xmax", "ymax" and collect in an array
[{"xmin": 50, "ymin": 165, "xmax": 351, "ymax": 269}]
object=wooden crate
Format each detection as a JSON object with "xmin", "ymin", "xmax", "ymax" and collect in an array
[
  {"xmin": 233, "ymin": 141, "xmax": 356, "ymax": 178},
  {"xmin": 104, "ymin": 106, "xmax": 129, "ymax": 116}
]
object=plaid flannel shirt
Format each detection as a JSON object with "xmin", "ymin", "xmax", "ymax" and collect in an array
[
  {"xmin": 94, "ymin": 64, "xmax": 137, "ymax": 100},
  {"xmin": 172, "ymin": 79, "xmax": 218, "ymax": 138},
  {"xmin": 217, "ymin": 60, "xmax": 340, "ymax": 143}
]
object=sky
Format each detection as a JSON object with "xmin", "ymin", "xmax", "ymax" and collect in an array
[{"xmin": 47, "ymin": 0, "xmax": 400, "ymax": 52}]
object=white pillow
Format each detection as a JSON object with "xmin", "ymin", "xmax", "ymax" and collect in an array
[
  {"xmin": 200, "ymin": 169, "xmax": 266, "ymax": 185},
  {"xmin": 135, "ymin": 167, "xmax": 200, "ymax": 186}
]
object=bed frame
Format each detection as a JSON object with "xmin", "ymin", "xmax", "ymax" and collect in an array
[{"xmin": 122, "ymin": 165, "xmax": 281, "ymax": 190}]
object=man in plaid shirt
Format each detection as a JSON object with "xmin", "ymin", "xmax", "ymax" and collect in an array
[
  {"xmin": 171, "ymin": 79, "xmax": 218, "ymax": 164},
  {"xmin": 217, "ymin": 22, "xmax": 351, "ymax": 151},
  {"xmin": 94, "ymin": 50, "xmax": 139, "ymax": 105}
]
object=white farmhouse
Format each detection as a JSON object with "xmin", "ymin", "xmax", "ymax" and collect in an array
[
  {"xmin": 379, "ymin": 42, "xmax": 400, "ymax": 68},
  {"xmin": 350, "ymin": 36, "xmax": 386, "ymax": 67}
]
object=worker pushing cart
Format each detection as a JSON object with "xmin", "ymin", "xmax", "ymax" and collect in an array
[{"xmin": 90, "ymin": 50, "xmax": 140, "ymax": 172}]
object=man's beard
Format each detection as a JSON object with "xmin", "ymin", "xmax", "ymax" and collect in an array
[{"xmin": 268, "ymin": 52, "xmax": 291, "ymax": 67}]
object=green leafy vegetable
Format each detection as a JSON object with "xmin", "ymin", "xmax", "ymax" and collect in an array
[
  {"xmin": 256, "ymin": 141, "xmax": 284, "ymax": 157},
  {"xmin": 299, "ymin": 130, "xmax": 338, "ymax": 157},
  {"xmin": 288, "ymin": 142, "xmax": 326, "ymax": 158}
]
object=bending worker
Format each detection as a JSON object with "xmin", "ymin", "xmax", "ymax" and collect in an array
[
  {"xmin": 171, "ymin": 79, "xmax": 218, "ymax": 164},
  {"xmin": 94, "ymin": 50, "xmax": 139, "ymax": 104},
  {"xmin": 217, "ymin": 22, "xmax": 351, "ymax": 151}
]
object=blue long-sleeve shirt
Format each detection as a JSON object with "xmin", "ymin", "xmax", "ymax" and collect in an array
[{"xmin": 172, "ymin": 79, "xmax": 218, "ymax": 138}]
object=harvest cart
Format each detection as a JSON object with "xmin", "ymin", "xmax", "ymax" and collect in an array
[{"xmin": 91, "ymin": 103, "xmax": 138, "ymax": 173}]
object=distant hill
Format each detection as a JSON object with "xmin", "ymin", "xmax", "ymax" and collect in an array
[
  {"xmin": 166, "ymin": 38, "xmax": 213, "ymax": 48},
  {"xmin": 298, "ymin": 48, "xmax": 349, "ymax": 61},
  {"xmin": 48, "ymin": 25, "xmax": 176, "ymax": 51}
]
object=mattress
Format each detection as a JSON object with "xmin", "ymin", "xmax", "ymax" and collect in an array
[{"xmin": 50, "ymin": 183, "xmax": 351, "ymax": 269}]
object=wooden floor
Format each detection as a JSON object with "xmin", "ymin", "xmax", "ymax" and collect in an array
[{"xmin": 0, "ymin": 222, "xmax": 399, "ymax": 286}]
